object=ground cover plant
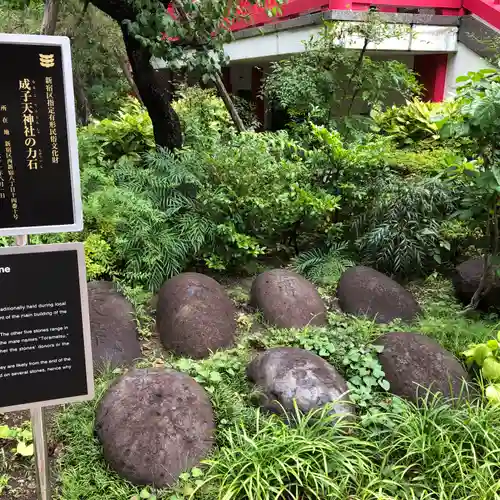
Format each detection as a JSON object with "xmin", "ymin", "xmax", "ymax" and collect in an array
[
  {"xmin": 2, "ymin": 7, "xmax": 500, "ymax": 498},
  {"xmin": 46, "ymin": 278, "xmax": 500, "ymax": 500}
]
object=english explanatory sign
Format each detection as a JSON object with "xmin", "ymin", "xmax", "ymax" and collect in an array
[{"xmin": 0, "ymin": 243, "xmax": 94, "ymax": 412}]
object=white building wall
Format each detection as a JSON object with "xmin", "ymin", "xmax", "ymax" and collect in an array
[
  {"xmin": 444, "ymin": 43, "xmax": 496, "ymax": 97},
  {"xmin": 224, "ymin": 23, "xmax": 458, "ymax": 62}
]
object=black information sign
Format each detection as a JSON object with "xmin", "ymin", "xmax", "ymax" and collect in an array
[
  {"xmin": 0, "ymin": 243, "xmax": 93, "ymax": 411},
  {"xmin": 0, "ymin": 35, "xmax": 82, "ymax": 236}
]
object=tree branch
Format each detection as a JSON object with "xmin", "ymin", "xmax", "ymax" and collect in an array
[{"xmin": 170, "ymin": 0, "xmax": 245, "ymax": 132}]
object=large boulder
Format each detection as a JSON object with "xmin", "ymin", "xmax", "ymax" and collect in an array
[
  {"xmin": 95, "ymin": 368, "xmax": 215, "ymax": 486},
  {"xmin": 250, "ymin": 269, "xmax": 326, "ymax": 328},
  {"xmin": 375, "ymin": 332, "xmax": 472, "ymax": 402},
  {"xmin": 453, "ymin": 258, "xmax": 500, "ymax": 310},
  {"xmin": 88, "ymin": 281, "xmax": 141, "ymax": 372},
  {"xmin": 156, "ymin": 273, "xmax": 236, "ymax": 358},
  {"xmin": 336, "ymin": 266, "xmax": 421, "ymax": 324},
  {"xmin": 247, "ymin": 347, "xmax": 353, "ymax": 417}
]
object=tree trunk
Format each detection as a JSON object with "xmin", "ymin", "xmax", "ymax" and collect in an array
[
  {"xmin": 40, "ymin": 0, "xmax": 59, "ymax": 35},
  {"xmin": 121, "ymin": 27, "xmax": 182, "ymax": 150},
  {"xmin": 90, "ymin": 0, "xmax": 182, "ymax": 150}
]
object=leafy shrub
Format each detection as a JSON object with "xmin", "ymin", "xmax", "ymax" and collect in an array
[
  {"xmin": 462, "ymin": 332, "xmax": 500, "ymax": 404},
  {"xmin": 264, "ymin": 18, "xmax": 420, "ymax": 126},
  {"xmin": 298, "ymin": 124, "xmax": 393, "ymax": 216},
  {"xmin": 290, "ymin": 243, "xmax": 355, "ymax": 288},
  {"xmin": 371, "ymin": 98, "xmax": 461, "ymax": 145},
  {"xmin": 82, "ymin": 149, "xmax": 214, "ymax": 290},
  {"xmin": 354, "ymin": 176, "xmax": 461, "ymax": 278},
  {"xmin": 77, "ymin": 97, "xmax": 154, "ymax": 170},
  {"xmin": 371, "ymin": 99, "xmax": 440, "ymax": 145},
  {"xmin": 379, "ymin": 146, "xmax": 464, "ymax": 176},
  {"xmin": 79, "ymin": 101, "xmax": 341, "ymax": 289},
  {"xmin": 83, "ymin": 234, "xmax": 116, "ymax": 281}
]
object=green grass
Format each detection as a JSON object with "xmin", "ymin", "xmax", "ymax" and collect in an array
[
  {"xmin": 194, "ymin": 395, "xmax": 500, "ymax": 500},
  {"xmin": 51, "ymin": 275, "xmax": 500, "ymax": 500}
]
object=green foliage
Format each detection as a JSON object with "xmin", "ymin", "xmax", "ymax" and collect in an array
[
  {"xmin": 263, "ymin": 319, "xmax": 389, "ymax": 408},
  {"xmin": 370, "ymin": 98, "xmax": 459, "ymax": 147},
  {"xmin": 264, "ymin": 17, "xmax": 420, "ymax": 126},
  {"xmin": 172, "ymin": 85, "xmax": 258, "ymax": 147},
  {"xmin": 84, "ymin": 234, "xmax": 116, "ymax": 281},
  {"xmin": 354, "ymin": 176, "xmax": 461, "ymax": 278},
  {"xmin": 439, "ymin": 69, "xmax": 500, "ymax": 307},
  {"xmin": 298, "ymin": 124, "xmax": 392, "ymax": 212},
  {"xmin": 462, "ymin": 331, "xmax": 500, "ymax": 404},
  {"xmin": 83, "ymin": 147, "xmax": 213, "ymax": 291},
  {"xmin": 60, "ymin": 0, "xmax": 131, "ymax": 119},
  {"xmin": 342, "ymin": 343, "xmax": 389, "ymax": 407},
  {"xmin": 78, "ymin": 98, "xmax": 155, "ymax": 167},
  {"xmin": 371, "ymin": 98, "xmax": 439, "ymax": 144},
  {"xmin": 379, "ymin": 147, "xmax": 466, "ymax": 176},
  {"xmin": 290, "ymin": 243, "xmax": 355, "ymax": 288},
  {"xmin": 79, "ymin": 96, "xmax": 342, "ymax": 289},
  {"xmin": 128, "ymin": 0, "xmax": 279, "ymax": 82},
  {"xmin": 193, "ymin": 404, "xmax": 360, "ymax": 499},
  {"xmin": 195, "ymin": 394, "xmax": 500, "ymax": 499},
  {"xmin": 0, "ymin": 423, "xmax": 33, "ymax": 457},
  {"xmin": 0, "ymin": 0, "xmax": 130, "ymax": 119}
]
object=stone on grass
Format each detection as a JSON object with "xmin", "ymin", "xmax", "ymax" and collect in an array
[
  {"xmin": 247, "ymin": 347, "xmax": 353, "ymax": 417},
  {"xmin": 156, "ymin": 273, "xmax": 236, "ymax": 359},
  {"xmin": 453, "ymin": 258, "xmax": 500, "ymax": 310},
  {"xmin": 88, "ymin": 281, "xmax": 141, "ymax": 372},
  {"xmin": 336, "ymin": 266, "xmax": 421, "ymax": 324},
  {"xmin": 250, "ymin": 269, "xmax": 326, "ymax": 328},
  {"xmin": 375, "ymin": 332, "xmax": 472, "ymax": 402},
  {"xmin": 95, "ymin": 368, "xmax": 215, "ymax": 487}
]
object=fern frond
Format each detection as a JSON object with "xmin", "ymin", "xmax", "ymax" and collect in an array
[{"xmin": 290, "ymin": 243, "xmax": 354, "ymax": 287}]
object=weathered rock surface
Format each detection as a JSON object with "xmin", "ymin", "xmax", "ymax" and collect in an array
[
  {"xmin": 250, "ymin": 269, "xmax": 326, "ymax": 328},
  {"xmin": 375, "ymin": 332, "xmax": 472, "ymax": 402},
  {"xmin": 247, "ymin": 347, "xmax": 353, "ymax": 417},
  {"xmin": 453, "ymin": 258, "xmax": 500, "ymax": 310},
  {"xmin": 88, "ymin": 281, "xmax": 141, "ymax": 372},
  {"xmin": 156, "ymin": 273, "xmax": 236, "ymax": 358},
  {"xmin": 95, "ymin": 368, "xmax": 215, "ymax": 486},
  {"xmin": 337, "ymin": 266, "xmax": 421, "ymax": 324}
]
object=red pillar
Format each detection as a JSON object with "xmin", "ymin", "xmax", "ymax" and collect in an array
[
  {"xmin": 413, "ymin": 54, "xmax": 448, "ymax": 103},
  {"xmin": 251, "ymin": 66, "xmax": 265, "ymax": 130}
]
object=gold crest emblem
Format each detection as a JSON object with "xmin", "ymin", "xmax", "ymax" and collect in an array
[{"xmin": 39, "ymin": 54, "xmax": 55, "ymax": 68}]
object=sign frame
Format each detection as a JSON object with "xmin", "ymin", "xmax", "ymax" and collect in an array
[
  {"xmin": 0, "ymin": 33, "xmax": 83, "ymax": 237},
  {"xmin": 0, "ymin": 242, "xmax": 94, "ymax": 412}
]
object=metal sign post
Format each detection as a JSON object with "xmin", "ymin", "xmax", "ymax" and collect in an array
[
  {"xmin": 14, "ymin": 235, "xmax": 50, "ymax": 500},
  {"xmin": 31, "ymin": 407, "xmax": 50, "ymax": 500}
]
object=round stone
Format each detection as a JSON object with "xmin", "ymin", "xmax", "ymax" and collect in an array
[
  {"xmin": 95, "ymin": 368, "xmax": 215, "ymax": 486},
  {"xmin": 88, "ymin": 281, "xmax": 141, "ymax": 372},
  {"xmin": 337, "ymin": 266, "xmax": 421, "ymax": 324},
  {"xmin": 247, "ymin": 347, "xmax": 353, "ymax": 417},
  {"xmin": 156, "ymin": 273, "xmax": 236, "ymax": 359},
  {"xmin": 453, "ymin": 258, "xmax": 500, "ymax": 311},
  {"xmin": 250, "ymin": 269, "xmax": 326, "ymax": 328},
  {"xmin": 375, "ymin": 332, "xmax": 472, "ymax": 402}
]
